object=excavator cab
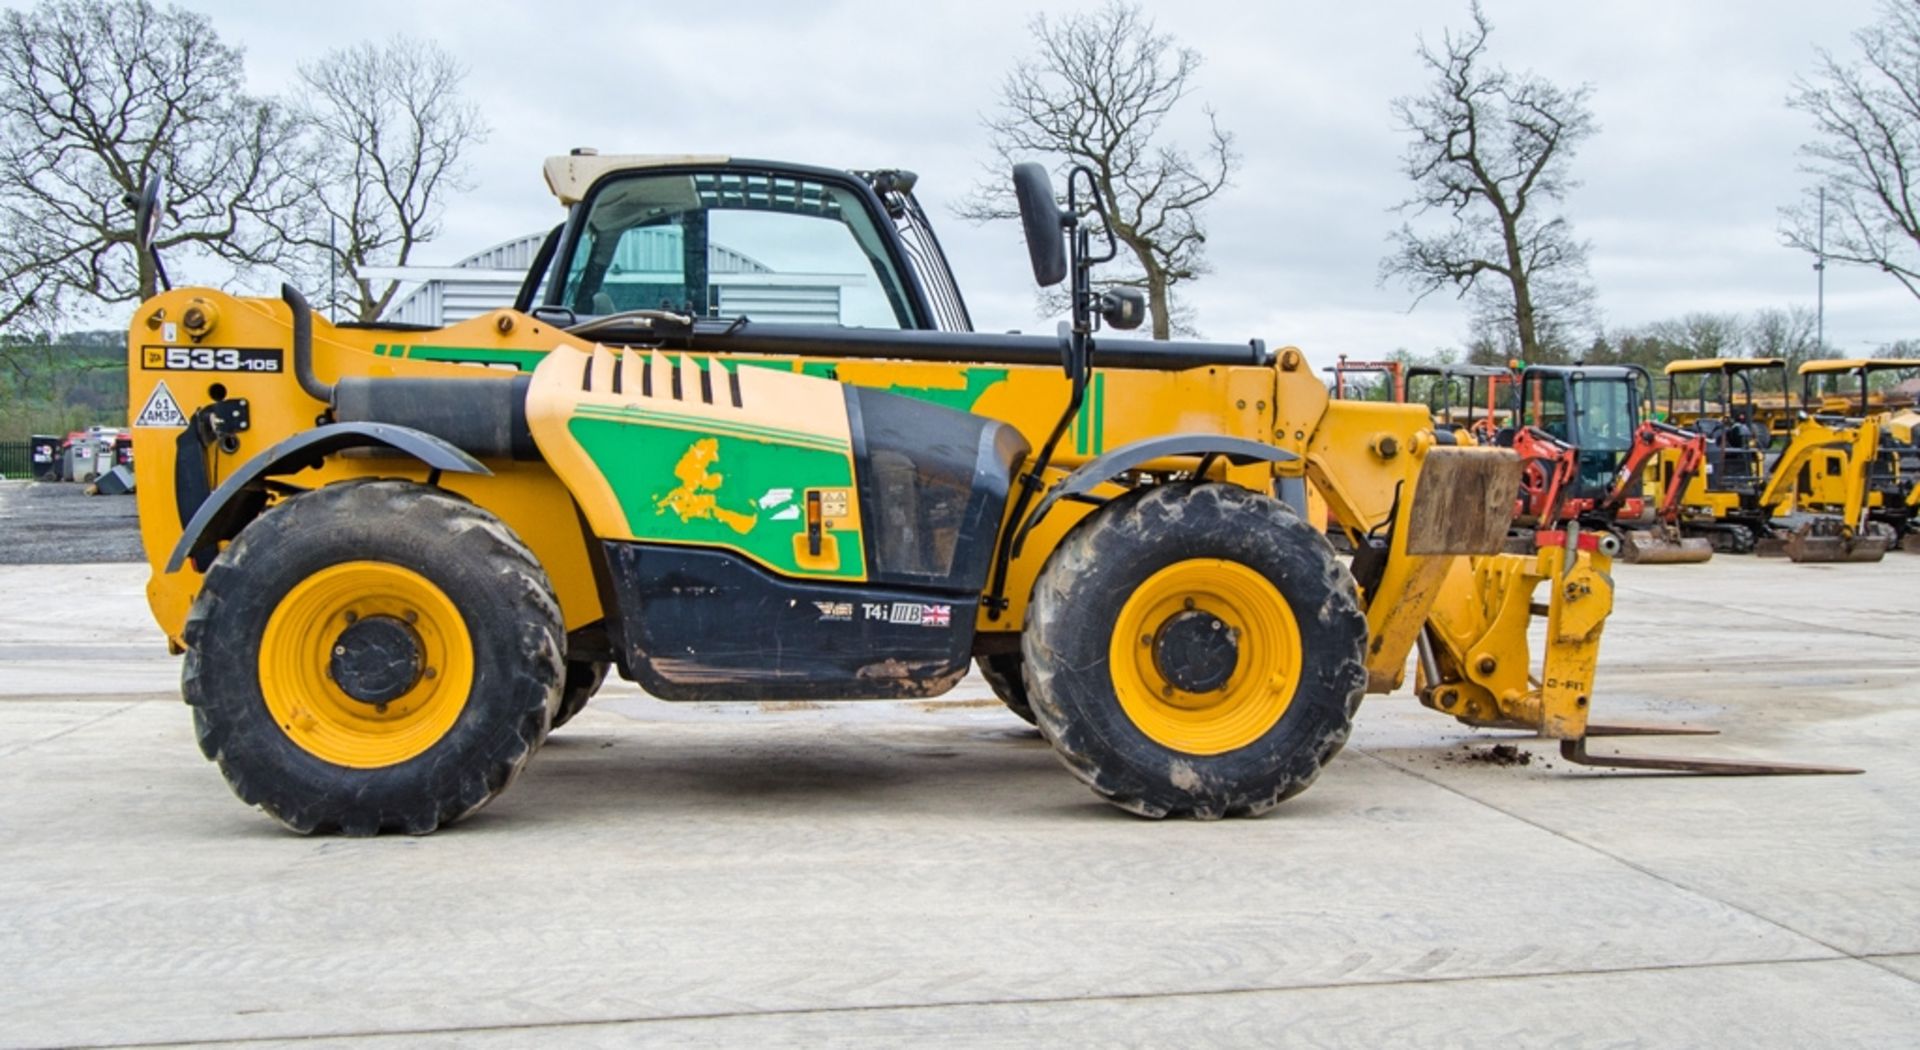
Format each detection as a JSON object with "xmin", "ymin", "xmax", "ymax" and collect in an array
[
  {"xmin": 1796, "ymin": 359, "xmax": 1920, "ymax": 553},
  {"xmin": 1405, "ymin": 363, "xmax": 1512, "ymax": 437},
  {"xmin": 1506, "ymin": 364, "xmax": 1713, "ymax": 563},
  {"xmin": 1323, "ymin": 355, "xmax": 1407, "ymax": 402},
  {"xmin": 1513, "ymin": 365, "xmax": 1647, "ymax": 502},
  {"xmin": 1659, "ymin": 359, "xmax": 1789, "ymax": 552}
]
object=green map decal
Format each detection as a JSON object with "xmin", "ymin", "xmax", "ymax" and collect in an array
[{"xmin": 568, "ymin": 411, "xmax": 864, "ymax": 579}]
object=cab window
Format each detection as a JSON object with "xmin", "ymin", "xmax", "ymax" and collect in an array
[
  {"xmin": 558, "ymin": 170, "xmax": 918, "ymax": 329},
  {"xmin": 1528, "ymin": 375, "xmax": 1569, "ymax": 440},
  {"xmin": 1575, "ymin": 378, "xmax": 1635, "ymax": 452}
]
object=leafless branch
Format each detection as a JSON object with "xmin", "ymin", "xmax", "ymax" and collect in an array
[
  {"xmin": 1784, "ymin": 1, "xmax": 1920, "ymax": 301},
  {"xmin": 262, "ymin": 37, "xmax": 488, "ymax": 322},
  {"xmin": 0, "ymin": 0, "xmax": 302, "ymax": 327},
  {"xmin": 1381, "ymin": 2, "xmax": 1597, "ymax": 361},
  {"xmin": 956, "ymin": 0, "xmax": 1235, "ymax": 339}
]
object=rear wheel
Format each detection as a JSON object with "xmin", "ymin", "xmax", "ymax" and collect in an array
[
  {"xmin": 183, "ymin": 479, "xmax": 564, "ymax": 835},
  {"xmin": 1024, "ymin": 483, "xmax": 1366, "ymax": 818},
  {"xmin": 975, "ymin": 653, "xmax": 1036, "ymax": 724}
]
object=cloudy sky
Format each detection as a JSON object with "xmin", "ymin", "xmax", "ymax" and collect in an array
[{"xmin": 90, "ymin": 0, "xmax": 1916, "ymax": 366}]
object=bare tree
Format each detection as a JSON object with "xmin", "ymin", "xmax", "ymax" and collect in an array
[
  {"xmin": 1382, "ymin": 2, "xmax": 1598, "ymax": 363},
  {"xmin": 0, "ymin": 0, "xmax": 301, "ymax": 326},
  {"xmin": 959, "ymin": 1, "xmax": 1235, "ymax": 340},
  {"xmin": 1744, "ymin": 305, "xmax": 1820, "ymax": 387},
  {"xmin": 278, "ymin": 37, "xmax": 488, "ymax": 322},
  {"xmin": 1784, "ymin": 1, "xmax": 1920, "ymax": 300}
]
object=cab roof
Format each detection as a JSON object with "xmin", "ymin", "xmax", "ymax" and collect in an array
[
  {"xmin": 1406, "ymin": 363, "xmax": 1511, "ymax": 377},
  {"xmin": 1797, "ymin": 358, "xmax": 1920, "ymax": 374},
  {"xmin": 543, "ymin": 152, "xmax": 732, "ymax": 206},
  {"xmin": 1665, "ymin": 358, "xmax": 1785, "ymax": 375}
]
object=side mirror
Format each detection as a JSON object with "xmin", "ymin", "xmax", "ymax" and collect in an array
[
  {"xmin": 132, "ymin": 175, "xmax": 166, "ymax": 252},
  {"xmin": 1011, "ymin": 162, "xmax": 1068, "ymax": 288},
  {"xmin": 1098, "ymin": 288, "xmax": 1146, "ymax": 331}
]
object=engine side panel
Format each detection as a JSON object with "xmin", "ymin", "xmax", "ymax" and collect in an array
[{"xmin": 527, "ymin": 343, "xmax": 871, "ymax": 581}]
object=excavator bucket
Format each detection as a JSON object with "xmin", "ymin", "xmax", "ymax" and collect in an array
[
  {"xmin": 1614, "ymin": 526, "xmax": 1713, "ymax": 564},
  {"xmin": 1754, "ymin": 517, "xmax": 1891, "ymax": 562},
  {"xmin": 1782, "ymin": 521, "xmax": 1890, "ymax": 563}
]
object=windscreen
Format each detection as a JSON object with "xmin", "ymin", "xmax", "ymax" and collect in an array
[
  {"xmin": 557, "ymin": 171, "xmax": 918, "ymax": 329},
  {"xmin": 1572, "ymin": 377, "xmax": 1636, "ymax": 453}
]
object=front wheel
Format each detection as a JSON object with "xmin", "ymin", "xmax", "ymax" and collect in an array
[
  {"xmin": 182, "ymin": 479, "xmax": 564, "ymax": 835},
  {"xmin": 1024, "ymin": 483, "xmax": 1366, "ymax": 818}
]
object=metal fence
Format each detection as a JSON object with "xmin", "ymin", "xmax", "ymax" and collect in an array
[{"xmin": 0, "ymin": 440, "xmax": 27, "ymax": 479}]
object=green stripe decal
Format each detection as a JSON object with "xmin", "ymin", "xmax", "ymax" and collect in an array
[
  {"xmin": 388, "ymin": 345, "xmax": 548, "ymax": 371},
  {"xmin": 1075, "ymin": 386, "xmax": 1090, "ymax": 455},
  {"xmin": 1071, "ymin": 374, "xmax": 1109, "ymax": 456},
  {"xmin": 1093, "ymin": 373, "xmax": 1106, "ymax": 455}
]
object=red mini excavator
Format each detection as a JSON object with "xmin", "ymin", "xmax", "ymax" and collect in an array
[{"xmin": 1503, "ymin": 365, "xmax": 1713, "ymax": 563}]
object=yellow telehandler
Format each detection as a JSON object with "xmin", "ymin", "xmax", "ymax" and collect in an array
[{"xmin": 121, "ymin": 155, "xmax": 1851, "ymax": 834}]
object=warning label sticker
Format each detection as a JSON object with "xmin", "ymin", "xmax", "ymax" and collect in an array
[{"xmin": 135, "ymin": 381, "xmax": 188, "ymax": 428}]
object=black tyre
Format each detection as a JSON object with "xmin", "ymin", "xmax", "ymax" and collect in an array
[
  {"xmin": 551, "ymin": 659, "xmax": 610, "ymax": 729},
  {"xmin": 975, "ymin": 652, "xmax": 1037, "ymax": 724},
  {"xmin": 182, "ymin": 479, "xmax": 564, "ymax": 835},
  {"xmin": 1024, "ymin": 483, "xmax": 1367, "ymax": 819}
]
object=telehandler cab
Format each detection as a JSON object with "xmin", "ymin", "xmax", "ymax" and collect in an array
[{"xmin": 123, "ymin": 155, "xmax": 1851, "ymax": 834}]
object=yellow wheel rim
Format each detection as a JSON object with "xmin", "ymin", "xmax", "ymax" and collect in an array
[
  {"xmin": 1108, "ymin": 559, "xmax": 1303, "ymax": 755},
  {"xmin": 259, "ymin": 561, "xmax": 474, "ymax": 769}
]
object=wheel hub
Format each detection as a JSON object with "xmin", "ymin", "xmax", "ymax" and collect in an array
[
  {"xmin": 328, "ymin": 615, "xmax": 424, "ymax": 705},
  {"xmin": 1153, "ymin": 609, "xmax": 1239, "ymax": 694}
]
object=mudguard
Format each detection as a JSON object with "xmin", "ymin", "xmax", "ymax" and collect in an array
[
  {"xmin": 165, "ymin": 422, "xmax": 488, "ymax": 573},
  {"xmin": 1015, "ymin": 434, "xmax": 1300, "ymax": 551}
]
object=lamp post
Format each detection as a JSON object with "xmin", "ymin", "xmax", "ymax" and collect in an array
[{"xmin": 1814, "ymin": 186, "xmax": 1826, "ymax": 355}]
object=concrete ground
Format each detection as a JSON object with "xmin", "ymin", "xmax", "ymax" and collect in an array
[{"xmin": 0, "ymin": 555, "xmax": 1916, "ymax": 1048}]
